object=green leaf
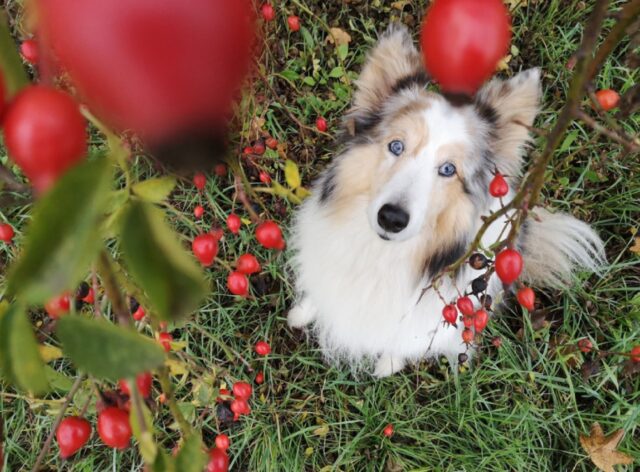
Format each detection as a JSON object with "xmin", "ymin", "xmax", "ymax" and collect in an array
[
  {"xmin": 329, "ymin": 67, "xmax": 345, "ymax": 79},
  {"xmin": 44, "ymin": 366, "xmax": 75, "ymax": 392},
  {"xmin": 175, "ymin": 434, "xmax": 208, "ymax": 472},
  {"xmin": 152, "ymin": 450, "xmax": 176, "ymax": 472},
  {"xmin": 284, "ymin": 160, "xmax": 301, "ymax": 190},
  {"xmin": 130, "ymin": 401, "xmax": 157, "ymax": 463},
  {"xmin": 337, "ymin": 44, "xmax": 349, "ymax": 61},
  {"xmin": 0, "ymin": 304, "xmax": 49, "ymax": 395},
  {"xmin": 132, "ymin": 177, "xmax": 177, "ymax": 203},
  {"xmin": 279, "ymin": 70, "xmax": 300, "ymax": 82},
  {"xmin": 0, "ymin": 13, "xmax": 29, "ymax": 96},
  {"xmin": 56, "ymin": 316, "xmax": 165, "ymax": 380},
  {"xmin": 559, "ymin": 130, "xmax": 579, "ymax": 153},
  {"xmin": 302, "ymin": 76, "xmax": 316, "ymax": 87},
  {"xmin": 119, "ymin": 201, "xmax": 208, "ymax": 320},
  {"xmin": 7, "ymin": 159, "xmax": 112, "ymax": 304}
]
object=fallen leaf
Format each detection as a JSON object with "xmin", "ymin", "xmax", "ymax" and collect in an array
[
  {"xmin": 326, "ymin": 27, "xmax": 351, "ymax": 47},
  {"xmin": 505, "ymin": 0, "xmax": 529, "ymax": 9},
  {"xmin": 39, "ymin": 344, "xmax": 63, "ymax": 363},
  {"xmin": 496, "ymin": 54, "xmax": 512, "ymax": 71},
  {"xmin": 391, "ymin": 0, "xmax": 411, "ymax": 9},
  {"xmin": 579, "ymin": 423, "xmax": 633, "ymax": 472},
  {"xmin": 630, "ymin": 237, "xmax": 640, "ymax": 254}
]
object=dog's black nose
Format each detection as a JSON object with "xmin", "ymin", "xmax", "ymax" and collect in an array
[{"xmin": 377, "ymin": 204, "xmax": 410, "ymax": 233}]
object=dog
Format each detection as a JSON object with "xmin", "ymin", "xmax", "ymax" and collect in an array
[{"xmin": 287, "ymin": 24, "xmax": 605, "ymax": 377}]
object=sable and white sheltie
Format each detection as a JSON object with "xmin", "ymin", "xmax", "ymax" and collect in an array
[{"xmin": 287, "ymin": 24, "xmax": 605, "ymax": 377}]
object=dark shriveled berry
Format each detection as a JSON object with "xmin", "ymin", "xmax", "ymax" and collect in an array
[
  {"xmin": 471, "ymin": 276, "xmax": 488, "ymax": 294},
  {"xmin": 76, "ymin": 281, "xmax": 90, "ymax": 299},
  {"xmin": 468, "ymin": 253, "xmax": 489, "ymax": 270},
  {"xmin": 480, "ymin": 294, "xmax": 493, "ymax": 310},
  {"xmin": 458, "ymin": 352, "xmax": 468, "ymax": 364},
  {"xmin": 216, "ymin": 403, "xmax": 234, "ymax": 424},
  {"xmin": 129, "ymin": 297, "xmax": 140, "ymax": 314}
]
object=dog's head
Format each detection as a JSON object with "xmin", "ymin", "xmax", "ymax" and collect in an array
[{"xmin": 325, "ymin": 24, "xmax": 540, "ymax": 253}]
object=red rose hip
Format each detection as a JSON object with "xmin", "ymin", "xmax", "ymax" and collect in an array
[
  {"xmin": 227, "ymin": 271, "xmax": 249, "ymax": 296},
  {"xmin": 207, "ymin": 447, "xmax": 230, "ymax": 472},
  {"xmin": 226, "ymin": 213, "xmax": 241, "ymax": 234},
  {"xmin": 516, "ymin": 287, "xmax": 535, "ymax": 311},
  {"xmin": 0, "ymin": 224, "xmax": 15, "ymax": 243},
  {"xmin": 97, "ymin": 407, "xmax": 132, "ymax": 449},
  {"xmin": 442, "ymin": 304, "xmax": 458, "ymax": 325},
  {"xmin": 456, "ymin": 296, "xmax": 475, "ymax": 316},
  {"xmin": 232, "ymin": 381, "xmax": 252, "ymax": 400},
  {"xmin": 287, "ymin": 15, "xmax": 300, "ymax": 32},
  {"xmin": 494, "ymin": 248, "xmax": 523, "ymax": 285},
  {"xmin": 192, "ymin": 233, "xmax": 219, "ymax": 267},
  {"xmin": 20, "ymin": 39, "xmax": 39, "ymax": 64},
  {"xmin": 236, "ymin": 253, "xmax": 261, "ymax": 275},
  {"xmin": 489, "ymin": 172, "xmax": 509, "ymax": 198},
  {"xmin": 56, "ymin": 416, "xmax": 91, "ymax": 458},
  {"xmin": 595, "ymin": 89, "xmax": 620, "ymax": 111},
  {"xmin": 119, "ymin": 372, "xmax": 153, "ymax": 398},
  {"xmin": 315, "ymin": 116, "xmax": 327, "ymax": 132},
  {"xmin": 255, "ymin": 340, "xmax": 271, "ymax": 356},
  {"xmin": 261, "ymin": 3, "xmax": 275, "ymax": 22},
  {"xmin": 255, "ymin": 220, "xmax": 284, "ymax": 249}
]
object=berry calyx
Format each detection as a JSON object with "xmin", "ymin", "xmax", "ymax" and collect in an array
[
  {"xmin": 20, "ymin": 39, "xmax": 39, "ymax": 64},
  {"xmin": 194, "ymin": 205, "xmax": 205, "ymax": 219},
  {"xmin": 595, "ymin": 89, "xmax": 620, "ymax": 111},
  {"xmin": 215, "ymin": 434, "xmax": 230, "ymax": 451},
  {"xmin": 442, "ymin": 304, "xmax": 458, "ymax": 325},
  {"xmin": 236, "ymin": 254, "xmax": 261, "ymax": 275},
  {"xmin": 45, "ymin": 293, "xmax": 71, "ymax": 319},
  {"xmin": 192, "ymin": 233, "xmax": 219, "ymax": 267},
  {"xmin": 226, "ymin": 213, "xmax": 241, "ymax": 234},
  {"xmin": 516, "ymin": 287, "xmax": 535, "ymax": 311},
  {"xmin": 119, "ymin": 372, "xmax": 153, "ymax": 398},
  {"xmin": 56, "ymin": 416, "xmax": 91, "ymax": 459},
  {"xmin": 193, "ymin": 172, "xmax": 207, "ymax": 190},
  {"xmin": 287, "ymin": 15, "xmax": 300, "ymax": 32},
  {"xmin": 158, "ymin": 332, "xmax": 173, "ymax": 352},
  {"xmin": 456, "ymin": 296, "xmax": 475, "ymax": 316},
  {"xmin": 255, "ymin": 340, "xmax": 271, "ymax": 356},
  {"xmin": 383, "ymin": 424, "xmax": 394, "ymax": 437},
  {"xmin": 473, "ymin": 309, "xmax": 489, "ymax": 333},
  {"xmin": 577, "ymin": 338, "xmax": 593, "ymax": 354},
  {"xmin": 207, "ymin": 447, "xmax": 230, "ymax": 472},
  {"xmin": 227, "ymin": 271, "xmax": 249, "ymax": 296},
  {"xmin": 255, "ymin": 220, "xmax": 284, "ymax": 249},
  {"xmin": 232, "ymin": 381, "xmax": 252, "ymax": 400},
  {"xmin": 494, "ymin": 248, "xmax": 523, "ymax": 285},
  {"xmin": 97, "ymin": 407, "xmax": 132, "ymax": 449},
  {"xmin": 316, "ymin": 116, "xmax": 327, "ymax": 132},
  {"xmin": 489, "ymin": 172, "xmax": 509, "ymax": 198},
  {"xmin": 0, "ymin": 224, "xmax": 15, "ymax": 243},
  {"xmin": 261, "ymin": 3, "xmax": 275, "ymax": 22},
  {"xmin": 461, "ymin": 328, "xmax": 474, "ymax": 345}
]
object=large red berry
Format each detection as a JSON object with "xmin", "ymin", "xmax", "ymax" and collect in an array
[
  {"xmin": 45, "ymin": 293, "xmax": 71, "ymax": 319},
  {"xmin": 193, "ymin": 172, "xmax": 207, "ymax": 191},
  {"xmin": 119, "ymin": 372, "xmax": 153, "ymax": 398},
  {"xmin": 489, "ymin": 172, "xmax": 509, "ymax": 198},
  {"xmin": 0, "ymin": 224, "xmax": 15, "ymax": 243},
  {"xmin": 442, "ymin": 304, "xmax": 458, "ymax": 325},
  {"xmin": 630, "ymin": 346, "xmax": 640, "ymax": 363},
  {"xmin": 227, "ymin": 271, "xmax": 249, "ymax": 296},
  {"xmin": 577, "ymin": 338, "xmax": 593, "ymax": 354},
  {"xmin": 255, "ymin": 341, "xmax": 271, "ymax": 356},
  {"xmin": 236, "ymin": 254, "xmax": 261, "ymax": 275},
  {"xmin": 158, "ymin": 332, "xmax": 173, "ymax": 352},
  {"xmin": 473, "ymin": 309, "xmax": 489, "ymax": 332},
  {"xmin": 82, "ymin": 287, "xmax": 95, "ymax": 304},
  {"xmin": 207, "ymin": 447, "xmax": 230, "ymax": 472},
  {"xmin": 383, "ymin": 424, "xmax": 394, "ymax": 438},
  {"xmin": 595, "ymin": 89, "xmax": 620, "ymax": 111},
  {"xmin": 232, "ymin": 381, "xmax": 252, "ymax": 400},
  {"xmin": 56, "ymin": 416, "xmax": 91, "ymax": 459},
  {"xmin": 230, "ymin": 398, "xmax": 250, "ymax": 420},
  {"xmin": 226, "ymin": 213, "xmax": 241, "ymax": 234},
  {"xmin": 456, "ymin": 296, "xmax": 475, "ymax": 316},
  {"xmin": 192, "ymin": 233, "xmax": 219, "ymax": 267},
  {"xmin": 420, "ymin": 0, "xmax": 511, "ymax": 95},
  {"xmin": 287, "ymin": 15, "xmax": 301, "ymax": 32},
  {"xmin": 97, "ymin": 407, "xmax": 131, "ymax": 449},
  {"xmin": 315, "ymin": 116, "xmax": 327, "ymax": 132},
  {"xmin": 3, "ymin": 86, "xmax": 87, "ymax": 192},
  {"xmin": 516, "ymin": 287, "xmax": 535, "ymax": 311},
  {"xmin": 261, "ymin": 3, "xmax": 275, "ymax": 21},
  {"xmin": 461, "ymin": 328, "xmax": 474, "ymax": 345},
  {"xmin": 194, "ymin": 205, "xmax": 205, "ymax": 219},
  {"xmin": 255, "ymin": 220, "xmax": 284, "ymax": 249},
  {"xmin": 495, "ymin": 248, "xmax": 523, "ymax": 285},
  {"xmin": 20, "ymin": 39, "xmax": 39, "ymax": 64}
]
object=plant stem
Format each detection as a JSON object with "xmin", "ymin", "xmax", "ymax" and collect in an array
[{"xmin": 157, "ymin": 366, "xmax": 193, "ymax": 435}]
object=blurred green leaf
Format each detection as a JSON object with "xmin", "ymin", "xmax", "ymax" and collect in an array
[
  {"xmin": 284, "ymin": 160, "xmax": 301, "ymax": 190},
  {"xmin": 303, "ymin": 76, "xmax": 317, "ymax": 86},
  {"xmin": 130, "ymin": 401, "xmax": 157, "ymax": 463},
  {"xmin": 7, "ymin": 159, "xmax": 112, "ymax": 304},
  {"xmin": 152, "ymin": 451, "xmax": 176, "ymax": 472},
  {"xmin": 0, "ymin": 13, "xmax": 28, "ymax": 96},
  {"xmin": 132, "ymin": 177, "xmax": 177, "ymax": 203},
  {"xmin": 337, "ymin": 44, "xmax": 349, "ymax": 61},
  {"xmin": 44, "ymin": 366, "xmax": 75, "ymax": 392},
  {"xmin": 0, "ymin": 304, "xmax": 49, "ymax": 395},
  {"xmin": 176, "ymin": 433, "xmax": 208, "ymax": 472},
  {"xmin": 57, "ymin": 316, "xmax": 165, "ymax": 380},
  {"xmin": 119, "ymin": 201, "xmax": 207, "ymax": 320},
  {"xmin": 329, "ymin": 67, "xmax": 345, "ymax": 78}
]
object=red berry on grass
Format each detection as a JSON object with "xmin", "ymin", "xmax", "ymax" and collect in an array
[
  {"xmin": 630, "ymin": 346, "xmax": 640, "ymax": 363},
  {"xmin": 420, "ymin": 0, "xmax": 511, "ymax": 96},
  {"xmin": 226, "ymin": 213, "xmax": 241, "ymax": 234},
  {"xmin": 193, "ymin": 172, "xmax": 206, "ymax": 190},
  {"xmin": 516, "ymin": 287, "xmax": 535, "ymax": 311},
  {"xmin": 232, "ymin": 381, "xmax": 252, "ymax": 400},
  {"xmin": 3, "ymin": 86, "xmax": 87, "ymax": 192},
  {"xmin": 214, "ymin": 163, "xmax": 227, "ymax": 177},
  {"xmin": 255, "ymin": 341, "xmax": 271, "ymax": 356},
  {"xmin": 242, "ymin": 146, "xmax": 253, "ymax": 155},
  {"xmin": 0, "ymin": 224, "xmax": 15, "ymax": 243},
  {"xmin": 192, "ymin": 233, "xmax": 219, "ymax": 267},
  {"xmin": 56, "ymin": 416, "xmax": 91, "ymax": 459},
  {"xmin": 45, "ymin": 293, "xmax": 71, "ymax": 319},
  {"xmin": 383, "ymin": 424, "xmax": 394, "ymax": 438},
  {"xmin": 495, "ymin": 248, "xmax": 523, "ymax": 285},
  {"xmin": 287, "ymin": 15, "xmax": 300, "ymax": 32},
  {"xmin": 207, "ymin": 447, "xmax": 230, "ymax": 472},
  {"xmin": 252, "ymin": 139, "xmax": 266, "ymax": 155},
  {"xmin": 227, "ymin": 271, "xmax": 249, "ymax": 296},
  {"xmin": 158, "ymin": 332, "xmax": 173, "ymax": 352},
  {"xmin": 119, "ymin": 372, "xmax": 153, "ymax": 398},
  {"xmin": 489, "ymin": 172, "xmax": 509, "ymax": 198},
  {"xmin": 474, "ymin": 309, "xmax": 489, "ymax": 332},
  {"xmin": 194, "ymin": 205, "xmax": 205, "ymax": 219},
  {"xmin": 315, "ymin": 116, "xmax": 327, "ymax": 132},
  {"xmin": 255, "ymin": 220, "xmax": 284, "ymax": 249},
  {"xmin": 456, "ymin": 296, "xmax": 475, "ymax": 316},
  {"xmin": 20, "ymin": 39, "xmax": 39, "ymax": 64},
  {"xmin": 577, "ymin": 338, "xmax": 593, "ymax": 354},
  {"xmin": 442, "ymin": 304, "xmax": 458, "ymax": 325},
  {"xmin": 259, "ymin": 171, "xmax": 271, "ymax": 184},
  {"xmin": 215, "ymin": 434, "xmax": 230, "ymax": 451},
  {"xmin": 255, "ymin": 371, "xmax": 265, "ymax": 384},
  {"xmin": 261, "ymin": 3, "xmax": 275, "ymax": 21},
  {"xmin": 230, "ymin": 398, "xmax": 250, "ymax": 420},
  {"xmin": 462, "ymin": 328, "xmax": 474, "ymax": 345},
  {"xmin": 265, "ymin": 137, "xmax": 278, "ymax": 150},
  {"xmin": 97, "ymin": 407, "xmax": 131, "ymax": 449},
  {"xmin": 236, "ymin": 253, "xmax": 261, "ymax": 275},
  {"xmin": 595, "ymin": 89, "xmax": 620, "ymax": 111}
]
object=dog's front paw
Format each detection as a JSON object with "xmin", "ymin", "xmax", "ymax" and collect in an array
[
  {"xmin": 287, "ymin": 301, "xmax": 316, "ymax": 329},
  {"xmin": 373, "ymin": 354, "xmax": 405, "ymax": 378}
]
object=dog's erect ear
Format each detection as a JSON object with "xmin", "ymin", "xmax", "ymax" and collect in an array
[
  {"xmin": 476, "ymin": 68, "xmax": 542, "ymax": 175},
  {"xmin": 351, "ymin": 24, "xmax": 425, "ymax": 116}
]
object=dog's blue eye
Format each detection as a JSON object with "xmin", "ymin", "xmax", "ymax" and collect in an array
[
  {"xmin": 388, "ymin": 140, "xmax": 404, "ymax": 156},
  {"xmin": 438, "ymin": 162, "xmax": 457, "ymax": 177}
]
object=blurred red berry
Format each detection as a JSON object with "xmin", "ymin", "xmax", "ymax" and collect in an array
[
  {"xmin": 232, "ymin": 381, "xmax": 252, "ymax": 400},
  {"xmin": 287, "ymin": 15, "xmax": 300, "ymax": 32},
  {"xmin": 495, "ymin": 248, "xmax": 523, "ymax": 285},
  {"xmin": 119, "ymin": 372, "xmax": 153, "ymax": 398},
  {"xmin": 207, "ymin": 447, "xmax": 229, "ymax": 472},
  {"xmin": 193, "ymin": 172, "xmax": 206, "ymax": 190},
  {"xmin": 97, "ymin": 407, "xmax": 131, "ymax": 449},
  {"xmin": 255, "ymin": 371, "xmax": 264, "ymax": 384},
  {"xmin": 261, "ymin": 3, "xmax": 275, "ymax": 21},
  {"xmin": 630, "ymin": 346, "xmax": 640, "ymax": 363},
  {"xmin": 252, "ymin": 139, "xmax": 265, "ymax": 155},
  {"xmin": 20, "ymin": 39, "xmax": 39, "ymax": 64},
  {"xmin": 0, "ymin": 224, "xmax": 15, "ymax": 243},
  {"xmin": 226, "ymin": 213, "xmax": 241, "ymax": 234},
  {"xmin": 474, "ymin": 309, "xmax": 489, "ymax": 333},
  {"xmin": 265, "ymin": 137, "xmax": 278, "ymax": 150},
  {"xmin": 489, "ymin": 172, "xmax": 509, "ymax": 198},
  {"xmin": 82, "ymin": 287, "xmax": 95, "ymax": 304},
  {"xmin": 259, "ymin": 171, "xmax": 271, "ymax": 184},
  {"xmin": 236, "ymin": 253, "xmax": 261, "ymax": 275},
  {"xmin": 132, "ymin": 305, "xmax": 146, "ymax": 321},
  {"xmin": 255, "ymin": 220, "xmax": 284, "ymax": 249},
  {"xmin": 516, "ymin": 287, "xmax": 535, "ymax": 311},
  {"xmin": 255, "ymin": 341, "xmax": 271, "ymax": 356},
  {"xmin": 595, "ymin": 89, "xmax": 620, "ymax": 111},
  {"xmin": 577, "ymin": 338, "xmax": 593, "ymax": 354},
  {"xmin": 192, "ymin": 233, "xmax": 219, "ymax": 266},
  {"xmin": 214, "ymin": 163, "xmax": 227, "ymax": 177},
  {"xmin": 227, "ymin": 271, "xmax": 249, "ymax": 296},
  {"xmin": 456, "ymin": 296, "xmax": 475, "ymax": 316},
  {"xmin": 315, "ymin": 116, "xmax": 327, "ymax": 132},
  {"xmin": 158, "ymin": 332, "xmax": 173, "ymax": 352},
  {"xmin": 230, "ymin": 398, "xmax": 250, "ymax": 421},
  {"xmin": 45, "ymin": 293, "xmax": 71, "ymax": 319},
  {"xmin": 462, "ymin": 328, "xmax": 474, "ymax": 345},
  {"xmin": 383, "ymin": 424, "xmax": 394, "ymax": 438},
  {"xmin": 442, "ymin": 304, "xmax": 458, "ymax": 325},
  {"xmin": 215, "ymin": 434, "xmax": 230, "ymax": 451},
  {"xmin": 242, "ymin": 146, "xmax": 253, "ymax": 155},
  {"xmin": 194, "ymin": 205, "xmax": 205, "ymax": 219}
]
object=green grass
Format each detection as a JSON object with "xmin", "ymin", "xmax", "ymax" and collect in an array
[{"xmin": 1, "ymin": 0, "xmax": 639, "ymax": 470}]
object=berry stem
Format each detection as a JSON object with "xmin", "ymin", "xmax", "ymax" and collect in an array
[{"xmin": 156, "ymin": 366, "xmax": 193, "ymax": 435}]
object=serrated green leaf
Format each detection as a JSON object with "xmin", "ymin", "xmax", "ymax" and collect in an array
[
  {"xmin": 176, "ymin": 434, "xmax": 207, "ymax": 472},
  {"xmin": 7, "ymin": 159, "xmax": 112, "ymax": 304},
  {"xmin": 132, "ymin": 177, "xmax": 177, "ymax": 203},
  {"xmin": 284, "ymin": 160, "xmax": 301, "ymax": 190},
  {"xmin": 57, "ymin": 316, "xmax": 165, "ymax": 380},
  {"xmin": 119, "ymin": 201, "xmax": 208, "ymax": 320},
  {"xmin": 0, "ymin": 304, "xmax": 49, "ymax": 395}
]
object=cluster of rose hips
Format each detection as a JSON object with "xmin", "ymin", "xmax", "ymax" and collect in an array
[{"xmin": 260, "ymin": 3, "xmax": 301, "ymax": 33}]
